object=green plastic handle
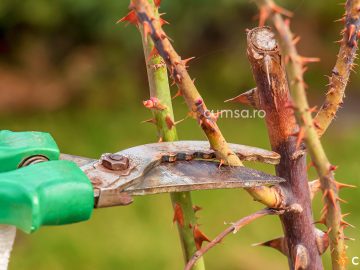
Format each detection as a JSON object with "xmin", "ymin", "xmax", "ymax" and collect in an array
[
  {"xmin": 0, "ymin": 160, "xmax": 94, "ymax": 233},
  {"xmin": 0, "ymin": 130, "xmax": 60, "ymax": 172}
]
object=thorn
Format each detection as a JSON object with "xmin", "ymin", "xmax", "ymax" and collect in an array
[
  {"xmin": 159, "ymin": 18, "xmax": 169, "ymax": 26},
  {"xmin": 224, "ymin": 88, "xmax": 259, "ymax": 109},
  {"xmin": 334, "ymin": 17, "xmax": 346, "ymax": 23},
  {"xmin": 181, "ymin": 57, "xmax": 195, "ymax": 68},
  {"xmin": 315, "ymin": 229, "xmax": 329, "ymax": 255},
  {"xmin": 143, "ymin": 21, "xmax": 152, "ymax": 43},
  {"xmin": 141, "ymin": 118, "xmax": 157, "ymax": 124},
  {"xmin": 117, "ymin": 10, "xmax": 138, "ymax": 25},
  {"xmin": 294, "ymin": 244, "xmax": 309, "ymax": 270},
  {"xmin": 347, "ymin": 24, "xmax": 356, "ymax": 42},
  {"xmin": 337, "ymin": 196, "xmax": 348, "ymax": 204},
  {"xmin": 173, "ymin": 203, "xmax": 184, "ymax": 227},
  {"xmin": 292, "ymin": 36, "xmax": 301, "ymax": 45},
  {"xmin": 193, "ymin": 205, "xmax": 202, "ymax": 213},
  {"xmin": 172, "ymin": 89, "xmax": 182, "ymax": 99},
  {"xmin": 158, "ymin": 136, "xmax": 163, "ymax": 143},
  {"xmin": 296, "ymin": 127, "xmax": 305, "ymax": 149},
  {"xmin": 253, "ymin": 237, "xmax": 289, "ymax": 256},
  {"xmin": 193, "ymin": 224, "xmax": 210, "ymax": 250},
  {"xmin": 329, "ymin": 164, "xmax": 338, "ymax": 171},
  {"xmin": 301, "ymin": 65, "xmax": 309, "ymax": 75},
  {"xmin": 175, "ymin": 73, "xmax": 182, "ymax": 83},
  {"xmin": 333, "ymin": 181, "xmax": 357, "ymax": 190},
  {"xmin": 307, "ymin": 105, "xmax": 318, "ymax": 114},
  {"xmin": 218, "ymin": 159, "xmax": 225, "ymax": 169},
  {"xmin": 325, "ymin": 189, "xmax": 338, "ymax": 209},
  {"xmin": 298, "ymin": 56, "xmax": 321, "ymax": 65},
  {"xmin": 154, "ymin": 0, "xmax": 161, "ymax": 7},
  {"xmin": 147, "ymin": 47, "xmax": 159, "ymax": 61},
  {"xmin": 341, "ymin": 219, "xmax": 355, "ymax": 228},
  {"xmin": 344, "ymin": 236, "xmax": 355, "ymax": 241},
  {"xmin": 165, "ymin": 115, "xmax": 175, "ymax": 129}
]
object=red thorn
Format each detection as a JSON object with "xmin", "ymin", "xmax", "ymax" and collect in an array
[
  {"xmin": 218, "ymin": 159, "xmax": 225, "ymax": 169},
  {"xmin": 159, "ymin": 17, "xmax": 169, "ymax": 26},
  {"xmin": 347, "ymin": 24, "xmax": 356, "ymax": 42},
  {"xmin": 141, "ymin": 118, "xmax": 157, "ymax": 124},
  {"xmin": 154, "ymin": 0, "xmax": 161, "ymax": 7},
  {"xmin": 143, "ymin": 21, "xmax": 152, "ymax": 42},
  {"xmin": 172, "ymin": 89, "xmax": 182, "ymax": 99},
  {"xmin": 173, "ymin": 203, "xmax": 185, "ymax": 227},
  {"xmin": 337, "ymin": 197, "xmax": 348, "ymax": 204},
  {"xmin": 333, "ymin": 181, "xmax": 357, "ymax": 190},
  {"xmin": 117, "ymin": 10, "xmax": 138, "ymax": 25},
  {"xmin": 329, "ymin": 164, "xmax": 338, "ymax": 171},
  {"xmin": 147, "ymin": 47, "xmax": 159, "ymax": 61},
  {"xmin": 181, "ymin": 57, "xmax": 195, "ymax": 68},
  {"xmin": 341, "ymin": 219, "xmax": 355, "ymax": 228},
  {"xmin": 298, "ymin": 56, "xmax": 321, "ymax": 65},
  {"xmin": 326, "ymin": 189, "xmax": 338, "ymax": 209},
  {"xmin": 296, "ymin": 127, "xmax": 305, "ymax": 149},
  {"xmin": 308, "ymin": 106, "xmax": 318, "ymax": 114},
  {"xmin": 165, "ymin": 115, "xmax": 175, "ymax": 129},
  {"xmin": 334, "ymin": 17, "xmax": 346, "ymax": 23},
  {"xmin": 193, "ymin": 224, "xmax": 210, "ymax": 250}
]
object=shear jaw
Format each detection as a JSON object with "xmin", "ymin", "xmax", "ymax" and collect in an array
[{"xmin": 64, "ymin": 141, "xmax": 283, "ymax": 208}]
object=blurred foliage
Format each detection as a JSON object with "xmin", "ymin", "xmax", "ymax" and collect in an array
[{"xmin": 0, "ymin": 0, "xmax": 359, "ymax": 269}]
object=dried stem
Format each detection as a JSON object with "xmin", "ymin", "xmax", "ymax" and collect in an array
[
  {"xmin": 315, "ymin": 0, "xmax": 360, "ymax": 136},
  {"xmin": 184, "ymin": 208, "xmax": 283, "ymax": 270},
  {"xmin": 136, "ymin": 1, "xmax": 205, "ymax": 268},
  {"xmin": 131, "ymin": 0, "xmax": 284, "ymax": 209},
  {"xmin": 246, "ymin": 26, "xmax": 323, "ymax": 270},
  {"xmin": 252, "ymin": 1, "xmax": 353, "ymax": 268}
]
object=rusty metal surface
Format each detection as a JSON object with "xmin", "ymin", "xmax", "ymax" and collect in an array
[
  {"xmin": 61, "ymin": 141, "xmax": 282, "ymax": 207},
  {"xmin": 126, "ymin": 160, "xmax": 284, "ymax": 195}
]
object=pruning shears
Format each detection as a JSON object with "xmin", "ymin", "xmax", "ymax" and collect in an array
[{"xmin": 0, "ymin": 130, "xmax": 284, "ymax": 233}]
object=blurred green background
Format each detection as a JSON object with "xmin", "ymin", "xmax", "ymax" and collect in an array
[{"xmin": 0, "ymin": 0, "xmax": 359, "ymax": 269}]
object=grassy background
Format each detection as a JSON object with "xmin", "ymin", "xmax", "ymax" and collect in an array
[{"xmin": 0, "ymin": 0, "xmax": 359, "ymax": 269}]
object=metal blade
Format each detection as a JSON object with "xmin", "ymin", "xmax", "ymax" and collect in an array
[{"xmin": 126, "ymin": 160, "xmax": 284, "ymax": 195}]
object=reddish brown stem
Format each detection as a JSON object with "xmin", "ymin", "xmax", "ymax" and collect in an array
[{"xmin": 246, "ymin": 27, "xmax": 323, "ymax": 270}]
